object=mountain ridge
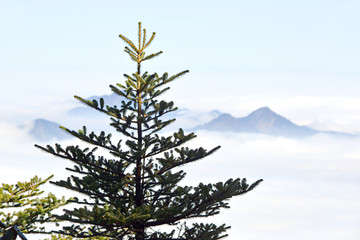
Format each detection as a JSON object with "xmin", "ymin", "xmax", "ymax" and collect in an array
[
  {"xmin": 29, "ymin": 118, "xmax": 71, "ymax": 141},
  {"xmin": 194, "ymin": 107, "xmax": 319, "ymax": 138},
  {"xmin": 27, "ymin": 98, "xmax": 355, "ymax": 141}
]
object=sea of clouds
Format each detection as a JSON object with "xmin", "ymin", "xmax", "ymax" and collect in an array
[
  {"xmin": 1, "ymin": 95, "xmax": 360, "ymax": 240},
  {"xmin": 183, "ymin": 131, "xmax": 360, "ymax": 240}
]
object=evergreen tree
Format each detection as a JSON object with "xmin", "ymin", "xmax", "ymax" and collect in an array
[
  {"xmin": 0, "ymin": 175, "xmax": 68, "ymax": 238},
  {"xmin": 44, "ymin": 234, "xmax": 109, "ymax": 240},
  {"xmin": 35, "ymin": 23, "xmax": 262, "ymax": 240},
  {"xmin": 0, "ymin": 176, "xmax": 106, "ymax": 240}
]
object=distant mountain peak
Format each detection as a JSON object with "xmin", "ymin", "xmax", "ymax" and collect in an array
[
  {"xmin": 29, "ymin": 118, "xmax": 71, "ymax": 141},
  {"xmin": 248, "ymin": 106, "xmax": 278, "ymax": 118},
  {"xmin": 254, "ymin": 106, "xmax": 272, "ymax": 112},
  {"xmin": 195, "ymin": 107, "xmax": 318, "ymax": 138}
]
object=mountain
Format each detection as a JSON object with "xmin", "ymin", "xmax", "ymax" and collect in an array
[
  {"xmin": 29, "ymin": 119, "xmax": 72, "ymax": 141},
  {"xmin": 194, "ymin": 107, "xmax": 318, "ymax": 138},
  {"xmin": 27, "ymin": 104, "xmax": 354, "ymax": 141}
]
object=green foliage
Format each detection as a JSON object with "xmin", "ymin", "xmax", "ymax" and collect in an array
[
  {"xmin": 35, "ymin": 22, "xmax": 262, "ymax": 240},
  {"xmin": 0, "ymin": 175, "xmax": 69, "ymax": 236},
  {"xmin": 44, "ymin": 234, "xmax": 109, "ymax": 240}
]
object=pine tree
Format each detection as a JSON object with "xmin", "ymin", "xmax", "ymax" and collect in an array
[
  {"xmin": 0, "ymin": 175, "xmax": 68, "ymax": 238},
  {"xmin": 44, "ymin": 234, "xmax": 109, "ymax": 240},
  {"xmin": 35, "ymin": 23, "xmax": 263, "ymax": 240}
]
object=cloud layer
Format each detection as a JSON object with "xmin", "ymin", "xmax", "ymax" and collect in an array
[
  {"xmin": 181, "ymin": 131, "xmax": 360, "ymax": 240},
  {"xmin": 1, "ymin": 96, "xmax": 360, "ymax": 240}
]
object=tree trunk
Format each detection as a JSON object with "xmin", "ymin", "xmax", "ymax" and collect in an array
[{"xmin": 134, "ymin": 225, "xmax": 145, "ymax": 240}]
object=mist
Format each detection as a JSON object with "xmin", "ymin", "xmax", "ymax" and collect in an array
[
  {"xmin": 1, "ymin": 115, "xmax": 360, "ymax": 239},
  {"xmin": 182, "ymin": 131, "xmax": 360, "ymax": 240}
]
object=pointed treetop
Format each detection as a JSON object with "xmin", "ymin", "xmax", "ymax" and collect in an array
[{"xmin": 119, "ymin": 22, "xmax": 162, "ymax": 67}]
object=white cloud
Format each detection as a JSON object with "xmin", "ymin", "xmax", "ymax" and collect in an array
[
  {"xmin": 1, "ymin": 97, "xmax": 360, "ymax": 239},
  {"xmin": 0, "ymin": 121, "xmax": 73, "ymax": 184},
  {"xmin": 178, "ymin": 131, "xmax": 360, "ymax": 240}
]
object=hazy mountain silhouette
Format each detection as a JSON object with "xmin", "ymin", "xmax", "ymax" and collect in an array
[
  {"xmin": 29, "ymin": 119, "xmax": 71, "ymax": 141},
  {"xmin": 194, "ymin": 107, "xmax": 318, "ymax": 138},
  {"xmin": 28, "ymin": 103, "xmax": 354, "ymax": 141}
]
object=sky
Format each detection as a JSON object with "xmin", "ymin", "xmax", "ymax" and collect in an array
[
  {"xmin": 1, "ymin": 1, "xmax": 360, "ymax": 115},
  {"xmin": 1, "ymin": 1, "xmax": 360, "ymax": 239},
  {"xmin": 1, "ymin": 0, "xmax": 360, "ymax": 131}
]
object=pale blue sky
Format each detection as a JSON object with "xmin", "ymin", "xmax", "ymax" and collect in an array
[{"xmin": 1, "ymin": 0, "xmax": 359, "ymax": 116}]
